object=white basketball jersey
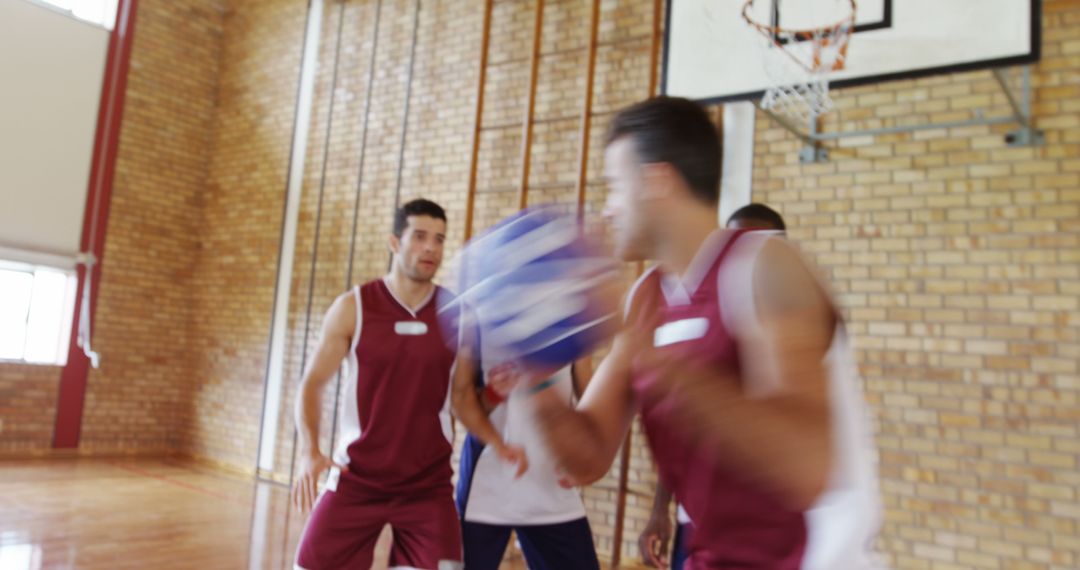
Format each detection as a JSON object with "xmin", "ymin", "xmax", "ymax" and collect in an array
[{"xmin": 462, "ymin": 362, "xmax": 587, "ymax": 525}]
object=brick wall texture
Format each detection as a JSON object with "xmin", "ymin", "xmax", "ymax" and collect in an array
[
  {"xmin": 752, "ymin": 2, "xmax": 1080, "ymax": 567},
  {"xmin": 1, "ymin": 0, "xmax": 1078, "ymax": 567}
]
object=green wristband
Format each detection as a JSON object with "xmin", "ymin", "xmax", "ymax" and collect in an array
[{"xmin": 528, "ymin": 375, "xmax": 562, "ymax": 395}]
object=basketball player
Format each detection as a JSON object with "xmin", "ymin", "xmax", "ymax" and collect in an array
[
  {"xmin": 530, "ymin": 97, "xmax": 881, "ymax": 569},
  {"xmin": 639, "ymin": 203, "xmax": 788, "ymax": 569},
  {"xmin": 726, "ymin": 202, "xmax": 787, "ymax": 232},
  {"xmin": 452, "ymin": 343, "xmax": 601, "ymax": 570},
  {"xmin": 291, "ymin": 198, "xmax": 463, "ymax": 570}
]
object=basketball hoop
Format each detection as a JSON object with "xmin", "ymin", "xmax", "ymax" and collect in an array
[{"xmin": 742, "ymin": 0, "xmax": 856, "ymax": 124}]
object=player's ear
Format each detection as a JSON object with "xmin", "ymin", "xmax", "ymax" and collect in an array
[
  {"xmin": 640, "ymin": 162, "xmax": 677, "ymax": 201},
  {"xmin": 388, "ymin": 233, "xmax": 401, "ymax": 255}
]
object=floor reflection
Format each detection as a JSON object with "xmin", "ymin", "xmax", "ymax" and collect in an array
[
  {"xmin": 0, "ymin": 458, "xmax": 531, "ymax": 570},
  {"xmin": 0, "ymin": 458, "xmax": 301, "ymax": 569}
]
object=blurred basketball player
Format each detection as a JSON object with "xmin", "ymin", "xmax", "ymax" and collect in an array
[
  {"xmin": 530, "ymin": 97, "xmax": 881, "ymax": 569},
  {"xmin": 291, "ymin": 199, "xmax": 463, "ymax": 570},
  {"xmin": 639, "ymin": 203, "xmax": 787, "ymax": 569}
]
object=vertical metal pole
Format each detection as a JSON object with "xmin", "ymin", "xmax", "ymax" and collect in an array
[
  {"xmin": 1021, "ymin": 66, "xmax": 1031, "ymax": 122},
  {"xmin": 613, "ymin": 4, "xmax": 666, "ymax": 566},
  {"xmin": 517, "ymin": 0, "xmax": 546, "ymax": 210},
  {"xmin": 575, "ymin": 0, "xmax": 601, "ymax": 216},
  {"xmin": 464, "ymin": 0, "xmax": 494, "ymax": 241}
]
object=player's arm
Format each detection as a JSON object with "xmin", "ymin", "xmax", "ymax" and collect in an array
[
  {"xmin": 570, "ymin": 355, "xmax": 594, "ymax": 399},
  {"xmin": 742, "ymin": 239, "xmax": 835, "ymax": 506},
  {"xmin": 451, "ymin": 346, "xmax": 527, "ymax": 477},
  {"xmin": 478, "ymin": 384, "xmax": 498, "ymax": 413},
  {"xmin": 291, "ymin": 292, "xmax": 354, "ymax": 512},
  {"xmin": 531, "ymin": 330, "xmax": 637, "ymax": 485},
  {"xmin": 643, "ymin": 239, "xmax": 834, "ymax": 510},
  {"xmin": 639, "ymin": 482, "xmax": 674, "ymax": 567}
]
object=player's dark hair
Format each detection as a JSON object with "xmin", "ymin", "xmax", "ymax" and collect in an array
[
  {"xmin": 393, "ymin": 198, "xmax": 447, "ymax": 237},
  {"xmin": 606, "ymin": 96, "xmax": 722, "ymax": 206},
  {"xmin": 728, "ymin": 203, "xmax": 786, "ymax": 231}
]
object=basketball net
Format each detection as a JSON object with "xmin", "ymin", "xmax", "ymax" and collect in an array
[{"xmin": 742, "ymin": 0, "xmax": 856, "ymax": 125}]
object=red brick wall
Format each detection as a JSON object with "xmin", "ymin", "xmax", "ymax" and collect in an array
[{"xmin": 0, "ymin": 364, "xmax": 59, "ymax": 454}]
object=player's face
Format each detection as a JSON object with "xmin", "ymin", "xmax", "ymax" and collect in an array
[
  {"xmin": 391, "ymin": 215, "xmax": 446, "ymax": 282},
  {"xmin": 602, "ymin": 137, "xmax": 651, "ymax": 261}
]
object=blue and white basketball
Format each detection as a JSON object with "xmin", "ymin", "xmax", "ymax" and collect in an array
[{"xmin": 439, "ymin": 206, "xmax": 621, "ymax": 370}]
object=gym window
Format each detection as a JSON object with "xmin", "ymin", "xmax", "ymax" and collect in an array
[
  {"xmin": 0, "ymin": 260, "xmax": 77, "ymax": 365},
  {"xmin": 24, "ymin": 0, "xmax": 119, "ymax": 30}
]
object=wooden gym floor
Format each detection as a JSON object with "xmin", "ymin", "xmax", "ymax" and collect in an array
[{"xmin": 0, "ymin": 458, "xmax": 551, "ymax": 569}]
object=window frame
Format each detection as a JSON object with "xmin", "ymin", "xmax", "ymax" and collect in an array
[{"xmin": 0, "ymin": 258, "xmax": 78, "ymax": 366}]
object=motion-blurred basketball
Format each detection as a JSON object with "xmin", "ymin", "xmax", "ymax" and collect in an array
[{"xmin": 439, "ymin": 206, "xmax": 621, "ymax": 370}]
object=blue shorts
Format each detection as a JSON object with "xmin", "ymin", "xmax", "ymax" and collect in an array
[
  {"xmin": 672, "ymin": 522, "xmax": 693, "ymax": 570},
  {"xmin": 461, "ymin": 517, "xmax": 600, "ymax": 570}
]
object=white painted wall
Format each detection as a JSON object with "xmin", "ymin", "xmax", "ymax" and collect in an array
[
  {"xmin": 720, "ymin": 102, "xmax": 756, "ymax": 225},
  {"xmin": 0, "ymin": 0, "xmax": 110, "ymax": 265}
]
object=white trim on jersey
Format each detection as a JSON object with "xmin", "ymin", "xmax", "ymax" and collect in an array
[
  {"xmin": 349, "ymin": 284, "xmax": 363, "ymax": 354},
  {"xmin": 328, "ymin": 285, "xmax": 364, "ymax": 492},
  {"xmin": 714, "ymin": 233, "xmax": 883, "ymax": 570},
  {"xmin": 802, "ymin": 328, "xmax": 885, "ymax": 570},
  {"xmin": 381, "ymin": 276, "xmax": 435, "ymax": 317},
  {"xmin": 676, "ymin": 503, "xmax": 692, "ymax": 525},
  {"xmin": 659, "ymin": 229, "xmax": 735, "ymax": 306},
  {"xmin": 716, "ymin": 231, "xmax": 784, "ymax": 397},
  {"xmin": 623, "ymin": 265, "xmax": 660, "ymax": 321},
  {"xmin": 439, "ymin": 358, "xmax": 454, "ymax": 446}
]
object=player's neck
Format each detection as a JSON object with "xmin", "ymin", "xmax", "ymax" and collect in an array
[
  {"xmin": 384, "ymin": 268, "xmax": 434, "ymax": 311},
  {"xmin": 656, "ymin": 208, "xmax": 720, "ymax": 280}
]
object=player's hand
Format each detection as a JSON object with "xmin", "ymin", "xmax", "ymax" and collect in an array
[
  {"xmin": 487, "ymin": 361, "xmax": 523, "ymax": 398},
  {"xmin": 555, "ymin": 467, "xmax": 583, "ymax": 489},
  {"xmin": 638, "ymin": 513, "xmax": 673, "ymax": 568},
  {"xmin": 292, "ymin": 451, "xmax": 347, "ymax": 513},
  {"xmin": 494, "ymin": 442, "xmax": 528, "ymax": 478}
]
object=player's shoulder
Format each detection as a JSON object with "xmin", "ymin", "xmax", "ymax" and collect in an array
[
  {"xmin": 721, "ymin": 230, "xmax": 799, "ymax": 281},
  {"xmin": 626, "ymin": 265, "xmax": 660, "ymax": 302},
  {"xmin": 358, "ymin": 277, "xmax": 384, "ymax": 292},
  {"xmin": 735, "ymin": 233, "xmax": 837, "ymax": 320},
  {"xmin": 745, "ymin": 232, "xmax": 817, "ymax": 286},
  {"xmin": 331, "ymin": 287, "xmax": 358, "ymax": 311},
  {"xmin": 322, "ymin": 287, "xmax": 359, "ymax": 333},
  {"xmin": 354, "ymin": 278, "xmax": 395, "ymax": 307},
  {"xmin": 728, "ymin": 228, "xmax": 786, "ymax": 255}
]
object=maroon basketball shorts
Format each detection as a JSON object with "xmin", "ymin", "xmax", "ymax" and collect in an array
[{"xmin": 295, "ymin": 481, "xmax": 462, "ymax": 570}]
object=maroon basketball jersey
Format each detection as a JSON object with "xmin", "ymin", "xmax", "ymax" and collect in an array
[
  {"xmin": 626, "ymin": 230, "xmax": 808, "ymax": 569},
  {"xmin": 330, "ymin": 278, "xmax": 457, "ymax": 499}
]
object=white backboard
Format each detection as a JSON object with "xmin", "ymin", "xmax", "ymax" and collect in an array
[{"xmin": 662, "ymin": 0, "xmax": 1040, "ymax": 103}]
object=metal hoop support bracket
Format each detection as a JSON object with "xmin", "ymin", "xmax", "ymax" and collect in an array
[{"xmin": 758, "ymin": 65, "xmax": 1044, "ymax": 163}]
